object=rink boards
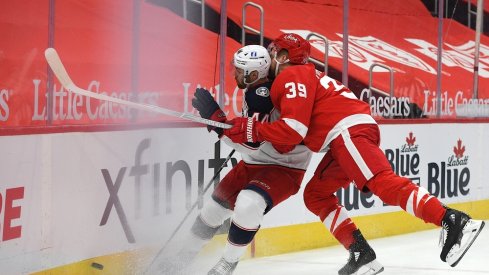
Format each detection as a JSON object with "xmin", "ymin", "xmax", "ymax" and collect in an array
[{"xmin": 0, "ymin": 122, "xmax": 488, "ymax": 274}]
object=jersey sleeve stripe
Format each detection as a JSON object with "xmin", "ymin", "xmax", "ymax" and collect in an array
[{"xmin": 283, "ymin": 118, "xmax": 308, "ymax": 138}]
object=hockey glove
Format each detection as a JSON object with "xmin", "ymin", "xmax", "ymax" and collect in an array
[
  {"xmin": 192, "ymin": 88, "xmax": 227, "ymax": 136},
  {"xmin": 223, "ymin": 117, "xmax": 262, "ymax": 144}
]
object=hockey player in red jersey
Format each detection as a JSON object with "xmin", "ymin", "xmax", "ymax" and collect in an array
[
  {"xmin": 217, "ymin": 42, "xmax": 384, "ymax": 275},
  {"xmin": 223, "ymin": 33, "xmax": 485, "ymax": 274}
]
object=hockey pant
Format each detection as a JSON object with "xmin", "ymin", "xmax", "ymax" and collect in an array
[
  {"xmin": 304, "ymin": 124, "xmax": 446, "ymax": 249},
  {"xmin": 195, "ymin": 161, "xmax": 305, "ymax": 262}
]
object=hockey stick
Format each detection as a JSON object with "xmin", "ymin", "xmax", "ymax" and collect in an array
[
  {"xmin": 144, "ymin": 149, "xmax": 235, "ymax": 273},
  {"xmin": 44, "ymin": 48, "xmax": 232, "ymax": 129}
]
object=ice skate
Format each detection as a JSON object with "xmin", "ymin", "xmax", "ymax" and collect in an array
[
  {"xmin": 207, "ymin": 257, "xmax": 238, "ymax": 275},
  {"xmin": 338, "ymin": 230, "xmax": 384, "ymax": 275},
  {"xmin": 439, "ymin": 208, "xmax": 485, "ymax": 267}
]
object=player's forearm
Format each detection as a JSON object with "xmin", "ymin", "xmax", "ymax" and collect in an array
[{"xmin": 257, "ymin": 120, "xmax": 303, "ymax": 145}]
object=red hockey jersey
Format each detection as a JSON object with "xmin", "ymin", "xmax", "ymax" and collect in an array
[{"xmin": 257, "ymin": 63, "xmax": 377, "ymax": 152}]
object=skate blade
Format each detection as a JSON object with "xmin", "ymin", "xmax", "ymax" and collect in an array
[
  {"xmin": 354, "ymin": 259, "xmax": 385, "ymax": 275},
  {"xmin": 446, "ymin": 219, "xmax": 485, "ymax": 267}
]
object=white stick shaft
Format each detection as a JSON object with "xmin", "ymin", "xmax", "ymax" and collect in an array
[{"xmin": 44, "ymin": 48, "xmax": 232, "ymax": 129}]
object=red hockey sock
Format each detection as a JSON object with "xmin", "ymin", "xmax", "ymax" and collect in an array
[
  {"xmin": 420, "ymin": 196, "xmax": 446, "ymax": 226},
  {"xmin": 367, "ymin": 170, "xmax": 446, "ymax": 226},
  {"xmin": 321, "ymin": 205, "xmax": 358, "ymax": 249}
]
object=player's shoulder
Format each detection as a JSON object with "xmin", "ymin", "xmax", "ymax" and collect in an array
[
  {"xmin": 277, "ymin": 63, "xmax": 316, "ymax": 81},
  {"xmin": 247, "ymin": 80, "xmax": 273, "ymax": 96},
  {"xmin": 246, "ymin": 81, "xmax": 273, "ymax": 103}
]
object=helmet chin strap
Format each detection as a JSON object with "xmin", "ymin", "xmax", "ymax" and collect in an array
[
  {"xmin": 273, "ymin": 52, "xmax": 289, "ymax": 77},
  {"xmin": 243, "ymin": 72, "xmax": 259, "ymax": 86}
]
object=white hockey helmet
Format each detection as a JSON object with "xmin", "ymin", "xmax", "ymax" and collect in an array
[{"xmin": 233, "ymin": 45, "xmax": 271, "ymax": 84}]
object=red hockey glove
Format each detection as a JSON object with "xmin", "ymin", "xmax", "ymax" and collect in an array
[
  {"xmin": 223, "ymin": 117, "xmax": 262, "ymax": 144},
  {"xmin": 272, "ymin": 144, "xmax": 296, "ymax": 154},
  {"xmin": 208, "ymin": 109, "xmax": 227, "ymax": 135}
]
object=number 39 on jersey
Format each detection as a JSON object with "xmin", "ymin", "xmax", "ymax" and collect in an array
[{"xmin": 285, "ymin": 82, "xmax": 307, "ymax": 98}]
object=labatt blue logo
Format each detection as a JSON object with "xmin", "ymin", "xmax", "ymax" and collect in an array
[
  {"xmin": 427, "ymin": 139, "xmax": 470, "ymax": 199},
  {"xmin": 385, "ymin": 132, "xmax": 420, "ymax": 183}
]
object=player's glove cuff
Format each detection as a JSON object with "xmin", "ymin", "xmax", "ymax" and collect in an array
[
  {"xmin": 223, "ymin": 117, "xmax": 262, "ymax": 144},
  {"xmin": 208, "ymin": 109, "xmax": 227, "ymax": 137}
]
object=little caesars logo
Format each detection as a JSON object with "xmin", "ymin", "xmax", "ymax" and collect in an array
[
  {"xmin": 427, "ymin": 139, "xmax": 470, "ymax": 199},
  {"xmin": 385, "ymin": 132, "xmax": 421, "ymax": 184}
]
